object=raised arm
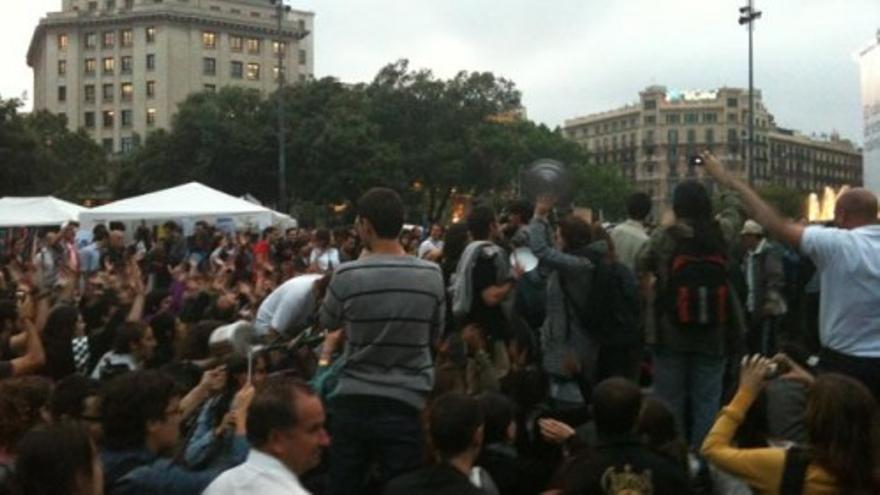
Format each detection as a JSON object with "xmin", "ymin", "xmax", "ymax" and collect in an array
[
  {"xmin": 701, "ymin": 150, "xmax": 805, "ymax": 248},
  {"xmin": 529, "ymin": 195, "xmax": 592, "ymax": 272}
]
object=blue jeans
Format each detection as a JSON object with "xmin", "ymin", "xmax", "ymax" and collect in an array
[
  {"xmin": 328, "ymin": 395, "xmax": 424, "ymax": 495},
  {"xmin": 652, "ymin": 349, "xmax": 726, "ymax": 450}
]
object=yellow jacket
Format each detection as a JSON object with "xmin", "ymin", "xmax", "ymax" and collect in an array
[{"xmin": 701, "ymin": 386, "xmax": 839, "ymax": 495}]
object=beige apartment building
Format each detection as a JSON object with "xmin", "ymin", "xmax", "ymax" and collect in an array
[
  {"xmin": 563, "ymin": 86, "xmax": 862, "ymax": 213},
  {"xmin": 28, "ymin": 0, "xmax": 314, "ymax": 154}
]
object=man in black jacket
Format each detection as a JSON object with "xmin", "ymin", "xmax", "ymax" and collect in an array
[
  {"xmin": 385, "ymin": 393, "xmax": 488, "ymax": 495},
  {"xmin": 560, "ymin": 378, "xmax": 691, "ymax": 494}
]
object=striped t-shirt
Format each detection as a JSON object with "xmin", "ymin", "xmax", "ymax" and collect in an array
[{"xmin": 320, "ymin": 254, "xmax": 445, "ymax": 410}]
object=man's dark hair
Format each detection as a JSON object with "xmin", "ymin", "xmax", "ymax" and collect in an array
[
  {"xmin": 112, "ymin": 321, "xmax": 148, "ymax": 354},
  {"xmin": 626, "ymin": 192, "xmax": 652, "ymax": 221},
  {"xmin": 246, "ymin": 377, "xmax": 315, "ymax": 448},
  {"xmin": 357, "ymin": 188, "xmax": 404, "ymax": 239},
  {"xmin": 314, "ymin": 228, "xmax": 331, "ymax": 244},
  {"xmin": 507, "ymin": 199, "xmax": 534, "ymax": 224},
  {"xmin": 49, "ymin": 375, "xmax": 101, "ymax": 421},
  {"xmin": 428, "ymin": 392, "xmax": 484, "ymax": 459},
  {"xmin": 92, "ymin": 224, "xmax": 109, "ymax": 242},
  {"xmin": 672, "ymin": 180, "xmax": 712, "ymax": 224},
  {"xmin": 15, "ymin": 423, "xmax": 96, "ymax": 495},
  {"xmin": 262, "ymin": 226, "xmax": 277, "ymax": 240},
  {"xmin": 478, "ymin": 392, "xmax": 515, "ymax": 445},
  {"xmin": 108, "ymin": 221, "xmax": 126, "ymax": 232},
  {"xmin": 101, "ymin": 371, "xmax": 179, "ymax": 450},
  {"xmin": 592, "ymin": 377, "xmax": 643, "ymax": 437},
  {"xmin": 467, "ymin": 204, "xmax": 496, "ymax": 240}
]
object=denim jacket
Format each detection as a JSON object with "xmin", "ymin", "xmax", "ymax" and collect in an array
[{"xmin": 102, "ymin": 440, "xmax": 248, "ymax": 495}]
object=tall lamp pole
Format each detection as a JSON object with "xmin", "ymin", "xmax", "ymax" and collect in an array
[
  {"xmin": 272, "ymin": 0, "xmax": 292, "ymax": 212},
  {"xmin": 739, "ymin": 1, "xmax": 762, "ymax": 186}
]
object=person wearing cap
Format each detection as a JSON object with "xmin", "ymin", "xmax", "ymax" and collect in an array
[{"xmin": 740, "ymin": 219, "xmax": 787, "ymax": 355}]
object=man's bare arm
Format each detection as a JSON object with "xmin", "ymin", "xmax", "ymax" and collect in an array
[{"xmin": 700, "ymin": 150, "xmax": 806, "ymax": 248}]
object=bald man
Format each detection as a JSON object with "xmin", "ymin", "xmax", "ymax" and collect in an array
[{"xmin": 701, "ymin": 151, "xmax": 880, "ymax": 398}]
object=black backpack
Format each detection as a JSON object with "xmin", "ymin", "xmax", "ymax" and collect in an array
[
  {"xmin": 561, "ymin": 250, "xmax": 640, "ymax": 346},
  {"xmin": 662, "ymin": 236, "xmax": 730, "ymax": 329}
]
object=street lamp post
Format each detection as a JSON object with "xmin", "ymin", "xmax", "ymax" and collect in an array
[
  {"xmin": 739, "ymin": 1, "xmax": 762, "ymax": 186},
  {"xmin": 272, "ymin": 0, "xmax": 292, "ymax": 213}
]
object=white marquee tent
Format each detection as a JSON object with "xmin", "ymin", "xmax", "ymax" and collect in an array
[
  {"xmin": 0, "ymin": 197, "xmax": 88, "ymax": 227},
  {"xmin": 79, "ymin": 182, "xmax": 288, "ymax": 233}
]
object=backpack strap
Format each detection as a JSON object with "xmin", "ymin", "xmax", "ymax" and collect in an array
[{"xmin": 779, "ymin": 446, "xmax": 810, "ymax": 495}]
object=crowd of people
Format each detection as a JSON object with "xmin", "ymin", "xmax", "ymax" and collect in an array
[{"xmin": 0, "ymin": 150, "xmax": 879, "ymax": 495}]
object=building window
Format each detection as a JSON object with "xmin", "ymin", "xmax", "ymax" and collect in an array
[
  {"xmin": 102, "ymin": 31, "xmax": 115, "ymax": 48},
  {"xmin": 121, "ymin": 137, "xmax": 135, "ymax": 153},
  {"xmin": 230, "ymin": 61, "xmax": 243, "ymax": 79},
  {"xmin": 85, "ymin": 33, "xmax": 97, "ymax": 49},
  {"xmin": 102, "ymin": 138, "xmax": 114, "ymax": 153},
  {"xmin": 121, "ymin": 83, "xmax": 133, "ymax": 101},
  {"xmin": 231, "ymin": 8, "xmax": 241, "ymax": 14},
  {"xmin": 668, "ymin": 129, "xmax": 679, "ymax": 144},
  {"xmin": 665, "ymin": 113, "xmax": 680, "ymax": 124},
  {"xmin": 246, "ymin": 38, "xmax": 260, "ymax": 54},
  {"xmin": 124, "ymin": 0, "xmax": 134, "ymax": 8},
  {"xmin": 102, "ymin": 110, "xmax": 115, "ymax": 128},
  {"xmin": 88, "ymin": 2, "xmax": 98, "ymax": 12},
  {"xmin": 273, "ymin": 66, "xmax": 283, "ymax": 82},
  {"xmin": 203, "ymin": 31, "xmax": 217, "ymax": 49},
  {"xmin": 703, "ymin": 113, "xmax": 718, "ymax": 123},
  {"xmin": 203, "ymin": 57, "xmax": 217, "ymax": 76},
  {"xmin": 85, "ymin": 85, "xmax": 96, "ymax": 103},
  {"xmin": 644, "ymin": 99, "xmax": 656, "ymax": 110},
  {"xmin": 210, "ymin": 5, "xmax": 220, "ymax": 11},
  {"xmin": 146, "ymin": 81, "xmax": 156, "ymax": 98},
  {"xmin": 85, "ymin": 112, "xmax": 96, "ymax": 128},
  {"xmin": 102, "ymin": 57, "xmax": 115, "ymax": 74},
  {"xmin": 684, "ymin": 113, "xmax": 698, "ymax": 124},
  {"xmin": 146, "ymin": 54, "xmax": 156, "ymax": 70},
  {"xmin": 121, "ymin": 29, "xmax": 133, "ymax": 47},
  {"xmin": 706, "ymin": 128, "xmax": 715, "ymax": 144},
  {"xmin": 727, "ymin": 97, "xmax": 738, "ymax": 108},
  {"xmin": 298, "ymin": 19, "xmax": 306, "ymax": 32},
  {"xmin": 57, "ymin": 34, "xmax": 69, "ymax": 50},
  {"xmin": 727, "ymin": 113, "xmax": 738, "ymax": 123},
  {"xmin": 58, "ymin": 86, "xmax": 67, "ymax": 102},
  {"xmin": 121, "ymin": 110, "xmax": 133, "ymax": 127},
  {"xmin": 146, "ymin": 26, "xmax": 156, "ymax": 43},
  {"xmin": 84, "ymin": 58, "xmax": 97, "ymax": 75},
  {"xmin": 58, "ymin": 60, "xmax": 67, "ymax": 76},
  {"xmin": 105, "ymin": 0, "xmax": 116, "ymax": 10},
  {"xmin": 644, "ymin": 115, "xmax": 656, "ymax": 125},
  {"xmin": 250, "ymin": 11, "xmax": 260, "ymax": 17},
  {"xmin": 230, "ymin": 35, "xmax": 243, "ymax": 52},
  {"xmin": 246, "ymin": 63, "xmax": 260, "ymax": 80},
  {"xmin": 147, "ymin": 108, "xmax": 157, "ymax": 125},
  {"xmin": 121, "ymin": 56, "xmax": 133, "ymax": 74},
  {"xmin": 298, "ymin": 49, "xmax": 307, "ymax": 65},
  {"xmin": 204, "ymin": 84, "xmax": 216, "ymax": 93},
  {"xmin": 102, "ymin": 83, "xmax": 114, "ymax": 102},
  {"xmin": 686, "ymin": 129, "xmax": 696, "ymax": 144},
  {"xmin": 273, "ymin": 40, "xmax": 286, "ymax": 55}
]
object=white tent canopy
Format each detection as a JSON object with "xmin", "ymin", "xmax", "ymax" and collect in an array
[
  {"xmin": 79, "ymin": 182, "xmax": 281, "ymax": 233},
  {"xmin": 0, "ymin": 196, "xmax": 88, "ymax": 227}
]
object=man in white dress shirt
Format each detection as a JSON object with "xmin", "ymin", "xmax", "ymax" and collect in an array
[{"xmin": 204, "ymin": 378, "xmax": 330, "ymax": 495}]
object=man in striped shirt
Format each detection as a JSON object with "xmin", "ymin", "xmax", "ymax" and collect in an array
[{"xmin": 320, "ymin": 187, "xmax": 446, "ymax": 495}]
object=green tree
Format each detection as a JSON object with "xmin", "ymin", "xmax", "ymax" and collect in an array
[
  {"xmin": 0, "ymin": 96, "xmax": 107, "ymax": 200},
  {"xmin": 758, "ymin": 184, "xmax": 806, "ymax": 219},
  {"xmin": 570, "ymin": 162, "xmax": 633, "ymax": 222}
]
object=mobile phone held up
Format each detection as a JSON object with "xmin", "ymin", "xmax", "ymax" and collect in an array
[{"xmin": 689, "ymin": 155, "xmax": 705, "ymax": 167}]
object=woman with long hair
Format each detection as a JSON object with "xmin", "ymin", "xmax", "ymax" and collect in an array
[
  {"xmin": 41, "ymin": 305, "xmax": 85, "ymax": 380},
  {"xmin": 702, "ymin": 355, "xmax": 880, "ymax": 494},
  {"xmin": 13, "ymin": 423, "xmax": 102, "ymax": 495}
]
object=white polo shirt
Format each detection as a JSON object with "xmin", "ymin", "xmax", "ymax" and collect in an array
[
  {"xmin": 203, "ymin": 449, "xmax": 310, "ymax": 495},
  {"xmin": 800, "ymin": 224, "xmax": 880, "ymax": 357},
  {"xmin": 254, "ymin": 274, "xmax": 322, "ymax": 337}
]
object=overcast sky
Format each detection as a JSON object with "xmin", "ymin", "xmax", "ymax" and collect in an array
[{"xmin": 5, "ymin": 0, "xmax": 878, "ymax": 143}]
